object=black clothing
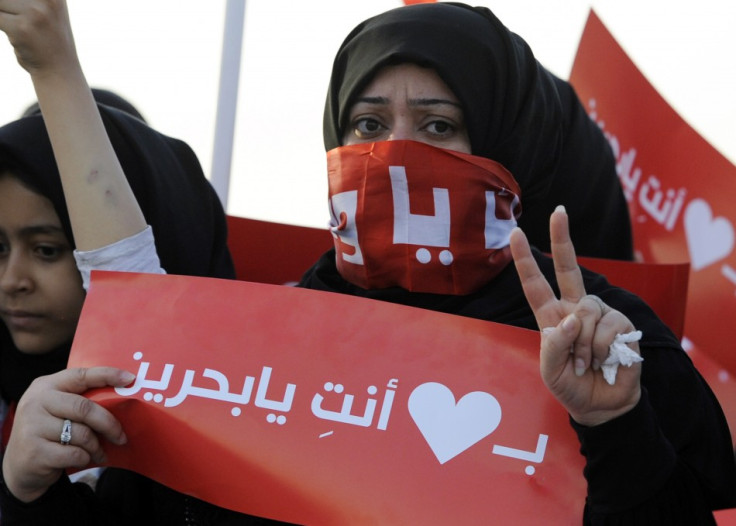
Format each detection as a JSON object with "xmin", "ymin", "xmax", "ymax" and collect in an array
[
  {"xmin": 323, "ymin": 2, "xmax": 633, "ymax": 260},
  {"xmin": 0, "ymin": 470, "xmax": 286, "ymax": 526}
]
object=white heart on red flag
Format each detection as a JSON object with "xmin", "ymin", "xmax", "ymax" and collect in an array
[
  {"xmin": 685, "ymin": 199, "xmax": 734, "ymax": 270},
  {"xmin": 408, "ymin": 382, "xmax": 502, "ymax": 464}
]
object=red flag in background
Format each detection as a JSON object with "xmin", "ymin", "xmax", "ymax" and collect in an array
[{"xmin": 570, "ymin": 11, "xmax": 736, "ymax": 437}]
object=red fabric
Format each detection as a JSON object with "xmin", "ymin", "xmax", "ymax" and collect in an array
[
  {"xmin": 70, "ymin": 271, "xmax": 585, "ymax": 524},
  {"xmin": 327, "ymin": 140, "xmax": 520, "ymax": 294},
  {"xmin": 715, "ymin": 507, "xmax": 736, "ymax": 525},
  {"xmin": 577, "ymin": 256, "xmax": 689, "ymax": 339},
  {"xmin": 225, "ymin": 215, "xmax": 331, "ymax": 285}
]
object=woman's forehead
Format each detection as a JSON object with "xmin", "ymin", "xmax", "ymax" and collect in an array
[
  {"xmin": 354, "ymin": 63, "xmax": 460, "ymax": 101},
  {"xmin": 0, "ymin": 172, "xmax": 50, "ymax": 204}
]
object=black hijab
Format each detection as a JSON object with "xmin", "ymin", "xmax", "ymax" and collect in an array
[
  {"xmin": 323, "ymin": 2, "xmax": 633, "ymax": 260},
  {"xmin": 0, "ymin": 103, "xmax": 235, "ymax": 402}
]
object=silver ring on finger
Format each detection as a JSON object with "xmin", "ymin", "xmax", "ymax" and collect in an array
[{"xmin": 60, "ymin": 419, "xmax": 72, "ymax": 445}]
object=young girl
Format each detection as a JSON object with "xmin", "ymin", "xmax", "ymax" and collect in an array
[
  {"xmin": 0, "ymin": 163, "xmax": 86, "ymax": 407},
  {"xmin": 0, "ymin": 0, "xmax": 236, "ymax": 521}
]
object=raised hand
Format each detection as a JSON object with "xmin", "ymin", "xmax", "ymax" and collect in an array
[
  {"xmin": 509, "ymin": 206, "xmax": 642, "ymax": 426},
  {"xmin": 0, "ymin": 0, "xmax": 79, "ymax": 76},
  {"xmin": 2, "ymin": 367, "xmax": 134, "ymax": 503},
  {"xmin": 0, "ymin": 0, "xmax": 147, "ymax": 251}
]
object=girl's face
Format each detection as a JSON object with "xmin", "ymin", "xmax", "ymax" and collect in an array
[
  {"xmin": 0, "ymin": 173, "xmax": 85, "ymax": 354},
  {"xmin": 342, "ymin": 63, "xmax": 471, "ymax": 154}
]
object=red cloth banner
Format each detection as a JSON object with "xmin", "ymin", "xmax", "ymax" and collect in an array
[
  {"xmin": 69, "ymin": 271, "xmax": 586, "ymax": 524},
  {"xmin": 570, "ymin": 11, "xmax": 736, "ymax": 377}
]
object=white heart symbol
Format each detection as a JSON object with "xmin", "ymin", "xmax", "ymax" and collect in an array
[
  {"xmin": 684, "ymin": 199, "xmax": 734, "ymax": 270},
  {"xmin": 408, "ymin": 382, "xmax": 502, "ymax": 464}
]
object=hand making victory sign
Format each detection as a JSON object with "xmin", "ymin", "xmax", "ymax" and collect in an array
[{"xmin": 509, "ymin": 206, "xmax": 642, "ymax": 427}]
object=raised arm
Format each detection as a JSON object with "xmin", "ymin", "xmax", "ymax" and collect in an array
[{"xmin": 0, "ymin": 0, "xmax": 146, "ymax": 250}]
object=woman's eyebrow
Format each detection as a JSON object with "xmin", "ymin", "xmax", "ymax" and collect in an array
[
  {"xmin": 19, "ymin": 224, "xmax": 67, "ymax": 237},
  {"xmin": 353, "ymin": 96, "xmax": 390, "ymax": 105},
  {"xmin": 407, "ymin": 98, "xmax": 462, "ymax": 109},
  {"xmin": 352, "ymin": 96, "xmax": 462, "ymax": 109}
]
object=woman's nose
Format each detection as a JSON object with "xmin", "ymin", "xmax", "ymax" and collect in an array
[
  {"xmin": 388, "ymin": 118, "xmax": 415, "ymax": 142},
  {"xmin": 0, "ymin": 253, "xmax": 33, "ymax": 295}
]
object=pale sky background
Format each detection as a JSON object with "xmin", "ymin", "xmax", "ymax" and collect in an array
[{"xmin": 0, "ymin": 0, "xmax": 734, "ymax": 229}]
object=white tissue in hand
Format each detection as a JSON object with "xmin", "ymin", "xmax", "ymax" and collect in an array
[{"xmin": 601, "ymin": 331, "xmax": 643, "ymax": 385}]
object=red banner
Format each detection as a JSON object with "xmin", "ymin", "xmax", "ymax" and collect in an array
[
  {"xmin": 69, "ymin": 271, "xmax": 586, "ymax": 524},
  {"xmin": 570, "ymin": 11, "xmax": 736, "ymax": 375},
  {"xmin": 570, "ymin": 11, "xmax": 736, "ymax": 449}
]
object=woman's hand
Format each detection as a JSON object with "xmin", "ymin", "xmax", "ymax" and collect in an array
[
  {"xmin": 0, "ymin": 0, "xmax": 80, "ymax": 78},
  {"xmin": 1, "ymin": 0, "xmax": 147, "ymax": 251},
  {"xmin": 510, "ymin": 206, "xmax": 642, "ymax": 426},
  {"xmin": 2, "ymin": 367, "xmax": 134, "ymax": 503}
]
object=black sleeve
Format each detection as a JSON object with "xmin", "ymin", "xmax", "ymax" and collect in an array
[
  {"xmin": 0, "ymin": 473, "xmax": 119, "ymax": 526},
  {"xmin": 573, "ymin": 347, "xmax": 736, "ymax": 525},
  {"xmin": 0, "ymin": 467, "xmax": 290, "ymax": 525}
]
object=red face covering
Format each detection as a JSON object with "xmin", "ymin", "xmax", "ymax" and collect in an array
[{"xmin": 327, "ymin": 140, "xmax": 522, "ymax": 295}]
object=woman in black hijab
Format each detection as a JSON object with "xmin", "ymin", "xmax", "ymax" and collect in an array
[
  {"xmin": 301, "ymin": 3, "xmax": 736, "ymax": 524},
  {"xmin": 323, "ymin": 2, "xmax": 633, "ymax": 260}
]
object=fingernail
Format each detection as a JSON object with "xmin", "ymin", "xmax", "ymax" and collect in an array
[
  {"xmin": 574, "ymin": 358, "xmax": 586, "ymax": 377},
  {"xmin": 592, "ymin": 358, "xmax": 601, "ymax": 371},
  {"xmin": 120, "ymin": 371, "xmax": 136, "ymax": 384},
  {"xmin": 95, "ymin": 452, "xmax": 108, "ymax": 464},
  {"xmin": 562, "ymin": 314, "xmax": 577, "ymax": 331},
  {"xmin": 555, "ymin": 205, "xmax": 567, "ymax": 214},
  {"xmin": 116, "ymin": 432, "xmax": 128, "ymax": 446}
]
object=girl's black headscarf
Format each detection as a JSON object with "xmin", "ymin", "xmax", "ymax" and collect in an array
[
  {"xmin": 0, "ymin": 101, "xmax": 235, "ymax": 402},
  {"xmin": 323, "ymin": 2, "xmax": 633, "ymax": 260}
]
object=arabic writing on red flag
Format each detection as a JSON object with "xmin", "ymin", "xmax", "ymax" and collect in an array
[{"xmin": 70, "ymin": 271, "xmax": 585, "ymax": 524}]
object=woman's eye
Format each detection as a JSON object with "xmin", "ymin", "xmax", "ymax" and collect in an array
[
  {"xmin": 353, "ymin": 117, "xmax": 385, "ymax": 138},
  {"xmin": 426, "ymin": 120, "xmax": 454, "ymax": 135},
  {"xmin": 35, "ymin": 244, "xmax": 63, "ymax": 261},
  {"xmin": 0, "ymin": 241, "xmax": 8, "ymax": 257}
]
